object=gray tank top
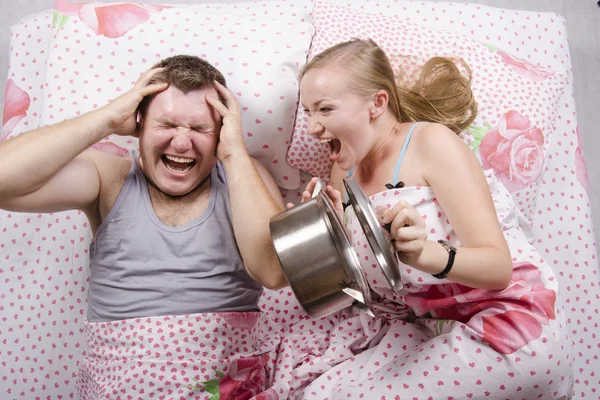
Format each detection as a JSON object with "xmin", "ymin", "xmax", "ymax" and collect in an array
[{"xmin": 87, "ymin": 151, "xmax": 263, "ymax": 322}]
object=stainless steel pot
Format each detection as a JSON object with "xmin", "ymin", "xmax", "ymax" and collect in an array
[{"xmin": 269, "ymin": 180, "xmax": 373, "ymax": 319}]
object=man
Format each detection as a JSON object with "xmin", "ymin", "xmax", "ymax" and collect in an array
[{"xmin": 0, "ymin": 55, "xmax": 288, "ymax": 322}]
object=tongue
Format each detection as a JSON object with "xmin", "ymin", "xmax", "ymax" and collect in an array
[{"xmin": 330, "ymin": 139, "xmax": 341, "ymax": 161}]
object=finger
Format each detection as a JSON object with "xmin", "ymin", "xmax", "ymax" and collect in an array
[
  {"xmin": 389, "ymin": 208, "xmax": 413, "ymax": 235},
  {"xmin": 325, "ymin": 185, "xmax": 344, "ymax": 215},
  {"xmin": 382, "ymin": 200, "xmax": 412, "ymax": 224},
  {"xmin": 286, "ymin": 202, "xmax": 295, "ymax": 210},
  {"xmin": 394, "ymin": 225, "xmax": 425, "ymax": 242},
  {"xmin": 392, "ymin": 239, "xmax": 423, "ymax": 254},
  {"xmin": 212, "ymin": 80, "xmax": 241, "ymax": 114},
  {"xmin": 137, "ymin": 67, "xmax": 166, "ymax": 87},
  {"xmin": 139, "ymin": 81, "xmax": 169, "ymax": 97},
  {"xmin": 300, "ymin": 190, "xmax": 312, "ymax": 203},
  {"xmin": 205, "ymin": 94, "xmax": 230, "ymax": 118},
  {"xmin": 375, "ymin": 205, "xmax": 390, "ymax": 223},
  {"xmin": 325, "ymin": 185, "xmax": 341, "ymax": 201},
  {"xmin": 304, "ymin": 177, "xmax": 318, "ymax": 195}
]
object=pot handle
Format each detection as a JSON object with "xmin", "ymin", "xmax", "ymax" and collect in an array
[{"xmin": 311, "ymin": 178, "xmax": 325, "ymax": 199}]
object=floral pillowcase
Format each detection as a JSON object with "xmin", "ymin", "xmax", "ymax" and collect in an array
[
  {"xmin": 286, "ymin": 0, "xmax": 568, "ymax": 227},
  {"xmin": 2, "ymin": 0, "xmax": 314, "ymax": 190}
]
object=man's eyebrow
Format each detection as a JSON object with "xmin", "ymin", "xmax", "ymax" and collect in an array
[
  {"xmin": 190, "ymin": 124, "xmax": 213, "ymax": 131},
  {"xmin": 155, "ymin": 117, "xmax": 177, "ymax": 125},
  {"xmin": 154, "ymin": 118, "xmax": 213, "ymax": 131}
]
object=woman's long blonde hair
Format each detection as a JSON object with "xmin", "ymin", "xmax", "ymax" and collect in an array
[{"xmin": 299, "ymin": 39, "xmax": 477, "ymax": 134}]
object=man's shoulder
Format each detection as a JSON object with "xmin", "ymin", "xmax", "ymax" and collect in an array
[
  {"xmin": 85, "ymin": 148, "xmax": 134, "ymax": 219},
  {"xmin": 86, "ymin": 147, "xmax": 134, "ymax": 182}
]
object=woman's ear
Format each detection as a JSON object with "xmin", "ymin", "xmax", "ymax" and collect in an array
[{"xmin": 370, "ymin": 89, "xmax": 389, "ymax": 121}]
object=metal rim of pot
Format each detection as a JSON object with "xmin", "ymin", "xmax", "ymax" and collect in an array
[
  {"xmin": 343, "ymin": 176, "xmax": 403, "ymax": 293},
  {"xmin": 269, "ymin": 180, "xmax": 373, "ymax": 318},
  {"xmin": 316, "ymin": 188, "xmax": 372, "ymax": 311}
]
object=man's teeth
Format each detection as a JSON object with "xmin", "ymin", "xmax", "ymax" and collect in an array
[
  {"xmin": 165, "ymin": 155, "xmax": 194, "ymax": 163},
  {"xmin": 319, "ymin": 138, "xmax": 333, "ymax": 144}
]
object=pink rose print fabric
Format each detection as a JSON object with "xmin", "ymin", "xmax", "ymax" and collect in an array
[
  {"xmin": 41, "ymin": 0, "xmax": 313, "ymax": 190},
  {"xmin": 495, "ymin": 49, "xmax": 556, "ymax": 83},
  {"xmin": 287, "ymin": 0, "xmax": 568, "ymax": 226},
  {"xmin": 1, "ymin": 80, "xmax": 30, "ymax": 141},
  {"xmin": 77, "ymin": 313, "xmax": 280, "ymax": 399},
  {"xmin": 405, "ymin": 261, "xmax": 557, "ymax": 354},
  {"xmin": 296, "ymin": 170, "xmax": 573, "ymax": 399},
  {"xmin": 1, "ymin": 2, "xmax": 598, "ymax": 399},
  {"xmin": 90, "ymin": 142, "xmax": 129, "ymax": 157},
  {"xmin": 54, "ymin": 0, "xmax": 171, "ymax": 38},
  {"xmin": 574, "ymin": 127, "xmax": 589, "ymax": 194},
  {"xmin": 478, "ymin": 110, "xmax": 545, "ymax": 192},
  {"xmin": 215, "ymin": 355, "xmax": 270, "ymax": 399}
]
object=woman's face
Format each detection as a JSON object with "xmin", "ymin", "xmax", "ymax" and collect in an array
[{"xmin": 300, "ymin": 65, "xmax": 377, "ymax": 171}]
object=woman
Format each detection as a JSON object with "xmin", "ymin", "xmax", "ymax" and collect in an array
[{"xmin": 294, "ymin": 39, "xmax": 573, "ymax": 399}]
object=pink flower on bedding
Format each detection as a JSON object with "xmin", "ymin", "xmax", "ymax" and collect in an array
[
  {"xmin": 55, "ymin": 0, "xmax": 171, "ymax": 38},
  {"xmin": 574, "ymin": 127, "xmax": 589, "ymax": 193},
  {"xmin": 217, "ymin": 312, "xmax": 260, "ymax": 330},
  {"xmin": 219, "ymin": 355, "xmax": 270, "ymax": 399},
  {"xmin": 254, "ymin": 388, "xmax": 279, "ymax": 400},
  {"xmin": 480, "ymin": 310, "xmax": 543, "ymax": 354},
  {"xmin": 404, "ymin": 262, "xmax": 556, "ymax": 354},
  {"xmin": 478, "ymin": 110, "xmax": 545, "ymax": 192},
  {"xmin": 90, "ymin": 142, "xmax": 129, "ymax": 157},
  {"xmin": 1, "ymin": 79, "xmax": 30, "ymax": 141},
  {"xmin": 497, "ymin": 50, "xmax": 555, "ymax": 82}
]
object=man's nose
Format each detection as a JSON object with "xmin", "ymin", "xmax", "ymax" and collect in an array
[{"xmin": 171, "ymin": 129, "xmax": 193, "ymax": 152}]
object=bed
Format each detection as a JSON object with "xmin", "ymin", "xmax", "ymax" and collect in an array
[{"xmin": 1, "ymin": 0, "xmax": 597, "ymax": 398}]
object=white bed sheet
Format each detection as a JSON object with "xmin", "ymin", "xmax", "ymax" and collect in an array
[{"xmin": 0, "ymin": 1, "xmax": 598, "ymax": 399}]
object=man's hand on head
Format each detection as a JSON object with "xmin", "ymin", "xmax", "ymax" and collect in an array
[
  {"xmin": 205, "ymin": 80, "xmax": 248, "ymax": 162},
  {"xmin": 99, "ymin": 67, "xmax": 169, "ymax": 138}
]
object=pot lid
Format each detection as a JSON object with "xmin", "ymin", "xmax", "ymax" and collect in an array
[
  {"xmin": 343, "ymin": 176, "xmax": 403, "ymax": 293},
  {"xmin": 313, "ymin": 181, "xmax": 373, "ymax": 311}
]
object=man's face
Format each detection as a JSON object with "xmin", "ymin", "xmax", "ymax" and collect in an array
[{"xmin": 138, "ymin": 85, "xmax": 221, "ymax": 197}]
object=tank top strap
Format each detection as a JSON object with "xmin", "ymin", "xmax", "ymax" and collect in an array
[
  {"xmin": 392, "ymin": 122, "xmax": 422, "ymax": 185},
  {"xmin": 343, "ymin": 122, "xmax": 422, "ymax": 204}
]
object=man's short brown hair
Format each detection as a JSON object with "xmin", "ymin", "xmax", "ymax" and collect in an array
[{"xmin": 139, "ymin": 55, "xmax": 226, "ymax": 118}]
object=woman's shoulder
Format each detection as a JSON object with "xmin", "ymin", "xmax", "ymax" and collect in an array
[{"xmin": 410, "ymin": 121, "xmax": 469, "ymax": 156}]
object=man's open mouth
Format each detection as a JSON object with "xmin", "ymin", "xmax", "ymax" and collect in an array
[{"xmin": 162, "ymin": 154, "xmax": 196, "ymax": 173}]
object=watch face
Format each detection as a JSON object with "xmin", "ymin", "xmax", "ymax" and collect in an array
[{"xmin": 439, "ymin": 240, "xmax": 456, "ymax": 252}]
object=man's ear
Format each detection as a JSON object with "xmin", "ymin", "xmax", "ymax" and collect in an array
[
  {"xmin": 370, "ymin": 89, "xmax": 389, "ymax": 121},
  {"xmin": 134, "ymin": 110, "xmax": 143, "ymax": 138}
]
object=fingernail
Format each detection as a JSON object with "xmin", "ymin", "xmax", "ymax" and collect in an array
[{"xmin": 375, "ymin": 206, "xmax": 388, "ymax": 222}]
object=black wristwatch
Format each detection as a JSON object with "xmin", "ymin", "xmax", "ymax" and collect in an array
[{"xmin": 432, "ymin": 240, "xmax": 456, "ymax": 279}]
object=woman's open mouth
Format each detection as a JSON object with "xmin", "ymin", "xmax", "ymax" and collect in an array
[
  {"xmin": 162, "ymin": 154, "xmax": 196, "ymax": 174},
  {"xmin": 319, "ymin": 138, "xmax": 342, "ymax": 161}
]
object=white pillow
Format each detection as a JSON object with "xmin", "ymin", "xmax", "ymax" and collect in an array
[
  {"xmin": 337, "ymin": 0, "xmax": 569, "ymax": 76},
  {"xmin": 287, "ymin": 0, "xmax": 567, "ymax": 225},
  {"xmin": 39, "ymin": 1, "xmax": 314, "ymax": 189}
]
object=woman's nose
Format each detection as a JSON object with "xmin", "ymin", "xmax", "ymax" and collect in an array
[{"xmin": 307, "ymin": 117, "xmax": 323, "ymax": 136}]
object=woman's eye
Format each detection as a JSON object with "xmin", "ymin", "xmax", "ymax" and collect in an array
[{"xmin": 320, "ymin": 107, "xmax": 332, "ymax": 113}]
